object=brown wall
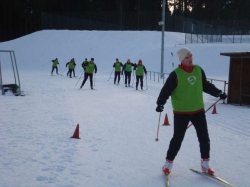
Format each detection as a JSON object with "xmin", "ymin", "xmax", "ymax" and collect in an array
[{"xmin": 228, "ymin": 57, "xmax": 250, "ymax": 105}]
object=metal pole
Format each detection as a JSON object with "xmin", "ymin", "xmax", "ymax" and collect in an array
[
  {"xmin": 12, "ymin": 51, "xmax": 21, "ymax": 95},
  {"xmin": 0, "ymin": 60, "xmax": 3, "ymax": 95},
  {"xmin": 160, "ymin": 0, "xmax": 166, "ymax": 79}
]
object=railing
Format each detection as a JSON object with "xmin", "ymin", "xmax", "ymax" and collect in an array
[{"xmin": 148, "ymin": 71, "xmax": 169, "ymax": 84}]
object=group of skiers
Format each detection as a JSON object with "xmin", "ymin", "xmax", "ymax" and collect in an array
[
  {"xmin": 113, "ymin": 58, "xmax": 147, "ymax": 90},
  {"xmin": 51, "ymin": 58, "xmax": 77, "ymax": 78},
  {"xmin": 51, "ymin": 57, "xmax": 147, "ymax": 90},
  {"xmin": 51, "ymin": 57, "xmax": 97, "ymax": 89}
]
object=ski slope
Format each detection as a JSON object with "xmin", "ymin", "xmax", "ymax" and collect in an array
[{"xmin": 0, "ymin": 30, "xmax": 250, "ymax": 187}]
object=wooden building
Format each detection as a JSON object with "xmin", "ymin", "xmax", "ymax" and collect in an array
[{"xmin": 220, "ymin": 52, "xmax": 250, "ymax": 105}]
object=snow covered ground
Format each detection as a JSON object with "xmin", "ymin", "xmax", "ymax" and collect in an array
[{"xmin": 0, "ymin": 30, "xmax": 250, "ymax": 187}]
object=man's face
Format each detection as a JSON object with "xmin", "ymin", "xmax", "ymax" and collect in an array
[{"xmin": 182, "ymin": 54, "xmax": 193, "ymax": 66}]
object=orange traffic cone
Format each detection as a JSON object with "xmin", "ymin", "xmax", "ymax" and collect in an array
[
  {"xmin": 162, "ymin": 113, "xmax": 170, "ymax": 126},
  {"xmin": 212, "ymin": 104, "xmax": 218, "ymax": 114},
  {"xmin": 70, "ymin": 124, "xmax": 81, "ymax": 139}
]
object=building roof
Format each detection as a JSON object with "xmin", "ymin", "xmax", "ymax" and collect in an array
[{"xmin": 220, "ymin": 52, "xmax": 250, "ymax": 58}]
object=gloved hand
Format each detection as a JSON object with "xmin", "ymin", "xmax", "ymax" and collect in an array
[
  {"xmin": 219, "ymin": 92, "xmax": 227, "ymax": 100},
  {"xmin": 156, "ymin": 105, "xmax": 164, "ymax": 112}
]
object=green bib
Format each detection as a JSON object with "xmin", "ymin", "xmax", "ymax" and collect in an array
[
  {"xmin": 68, "ymin": 62, "xmax": 74, "ymax": 69},
  {"xmin": 136, "ymin": 65, "xmax": 144, "ymax": 76},
  {"xmin": 86, "ymin": 62, "xmax": 95, "ymax": 73},
  {"xmin": 52, "ymin": 60, "xmax": 58, "ymax": 67},
  {"xmin": 171, "ymin": 65, "xmax": 204, "ymax": 112},
  {"xmin": 125, "ymin": 63, "xmax": 132, "ymax": 72},
  {"xmin": 114, "ymin": 62, "xmax": 122, "ymax": 71}
]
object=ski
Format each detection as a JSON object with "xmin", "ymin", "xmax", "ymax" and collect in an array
[
  {"xmin": 165, "ymin": 174, "xmax": 170, "ymax": 187},
  {"xmin": 189, "ymin": 168, "xmax": 235, "ymax": 187},
  {"xmin": 78, "ymin": 88, "xmax": 97, "ymax": 91}
]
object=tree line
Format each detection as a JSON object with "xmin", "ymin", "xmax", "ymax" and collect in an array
[{"xmin": 1, "ymin": 0, "xmax": 250, "ymax": 41}]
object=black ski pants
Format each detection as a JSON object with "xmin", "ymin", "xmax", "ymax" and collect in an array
[
  {"xmin": 51, "ymin": 66, "xmax": 58, "ymax": 74},
  {"xmin": 67, "ymin": 69, "xmax": 73, "ymax": 78},
  {"xmin": 81, "ymin": 73, "xmax": 93, "ymax": 88},
  {"xmin": 114, "ymin": 72, "xmax": 121, "ymax": 84},
  {"xmin": 166, "ymin": 111, "xmax": 210, "ymax": 161},
  {"xmin": 136, "ymin": 76, "xmax": 143, "ymax": 88},
  {"xmin": 124, "ymin": 71, "xmax": 132, "ymax": 85}
]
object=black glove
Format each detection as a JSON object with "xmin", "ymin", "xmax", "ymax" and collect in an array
[
  {"xmin": 219, "ymin": 92, "xmax": 227, "ymax": 100},
  {"xmin": 156, "ymin": 105, "xmax": 164, "ymax": 112}
]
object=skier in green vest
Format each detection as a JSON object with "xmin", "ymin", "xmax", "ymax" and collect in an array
[
  {"xmin": 156, "ymin": 47, "xmax": 227, "ymax": 176},
  {"xmin": 113, "ymin": 58, "xmax": 123, "ymax": 85},
  {"xmin": 80, "ymin": 58, "xmax": 97, "ymax": 89},
  {"xmin": 71, "ymin": 58, "xmax": 76, "ymax": 77},
  {"xmin": 66, "ymin": 59, "xmax": 75, "ymax": 78},
  {"xmin": 51, "ymin": 58, "xmax": 59, "ymax": 75},
  {"xmin": 134, "ymin": 59, "xmax": 147, "ymax": 90},
  {"xmin": 122, "ymin": 59, "xmax": 135, "ymax": 87}
]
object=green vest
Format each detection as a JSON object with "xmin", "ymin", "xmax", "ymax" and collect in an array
[
  {"xmin": 136, "ymin": 65, "xmax": 144, "ymax": 76},
  {"xmin": 125, "ymin": 63, "xmax": 132, "ymax": 72},
  {"xmin": 68, "ymin": 62, "xmax": 74, "ymax": 69},
  {"xmin": 85, "ymin": 62, "xmax": 95, "ymax": 73},
  {"xmin": 52, "ymin": 60, "xmax": 58, "ymax": 67},
  {"xmin": 171, "ymin": 65, "xmax": 204, "ymax": 112},
  {"xmin": 114, "ymin": 62, "xmax": 122, "ymax": 71}
]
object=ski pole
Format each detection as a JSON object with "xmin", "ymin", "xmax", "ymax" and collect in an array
[
  {"xmin": 75, "ymin": 70, "xmax": 84, "ymax": 86},
  {"xmin": 107, "ymin": 68, "xmax": 114, "ymax": 81},
  {"xmin": 155, "ymin": 112, "xmax": 161, "ymax": 141},
  {"xmin": 187, "ymin": 98, "xmax": 221, "ymax": 129},
  {"xmin": 57, "ymin": 64, "xmax": 63, "ymax": 75},
  {"xmin": 61, "ymin": 67, "xmax": 67, "ymax": 75},
  {"xmin": 131, "ymin": 71, "xmax": 135, "ymax": 87},
  {"xmin": 77, "ymin": 69, "xmax": 83, "ymax": 77},
  {"xmin": 145, "ymin": 74, "xmax": 148, "ymax": 90},
  {"xmin": 58, "ymin": 64, "xmax": 61, "ymax": 72},
  {"xmin": 94, "ymin": 73, "xmax": 96, "ymax": 87}
]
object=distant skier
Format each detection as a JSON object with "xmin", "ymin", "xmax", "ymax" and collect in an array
[
  {"xmin": 71, "ymin": 58, "xmax": 76, "ymax": 77},
  {"xmin": 122, "ymin": 59, "xmax": 135, "ymax": 87},
  {"xmin": 51, "ymin": 58, "xmax": 59, "ymax": 75},
  {"xmin": 156, "ymin": 47, "xmax": 227, "ymax": 176},
  {"xmin": 133, "ymin": 59, "xmax": 147, "ymax": 90},
  {"xmin": 66, "ymin": 59, "xmax": 75, "ymax": 78},
  {"xmin": 113, "ymin": 58, "xmax": 123, "ymax": 85},
  {"xmin": 81, "ymin": 58, "xmax": 88, "ymax": 71},
  {"xmin": 80, "ymin": 58, "xmax": 97, "ymax": 89}
]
